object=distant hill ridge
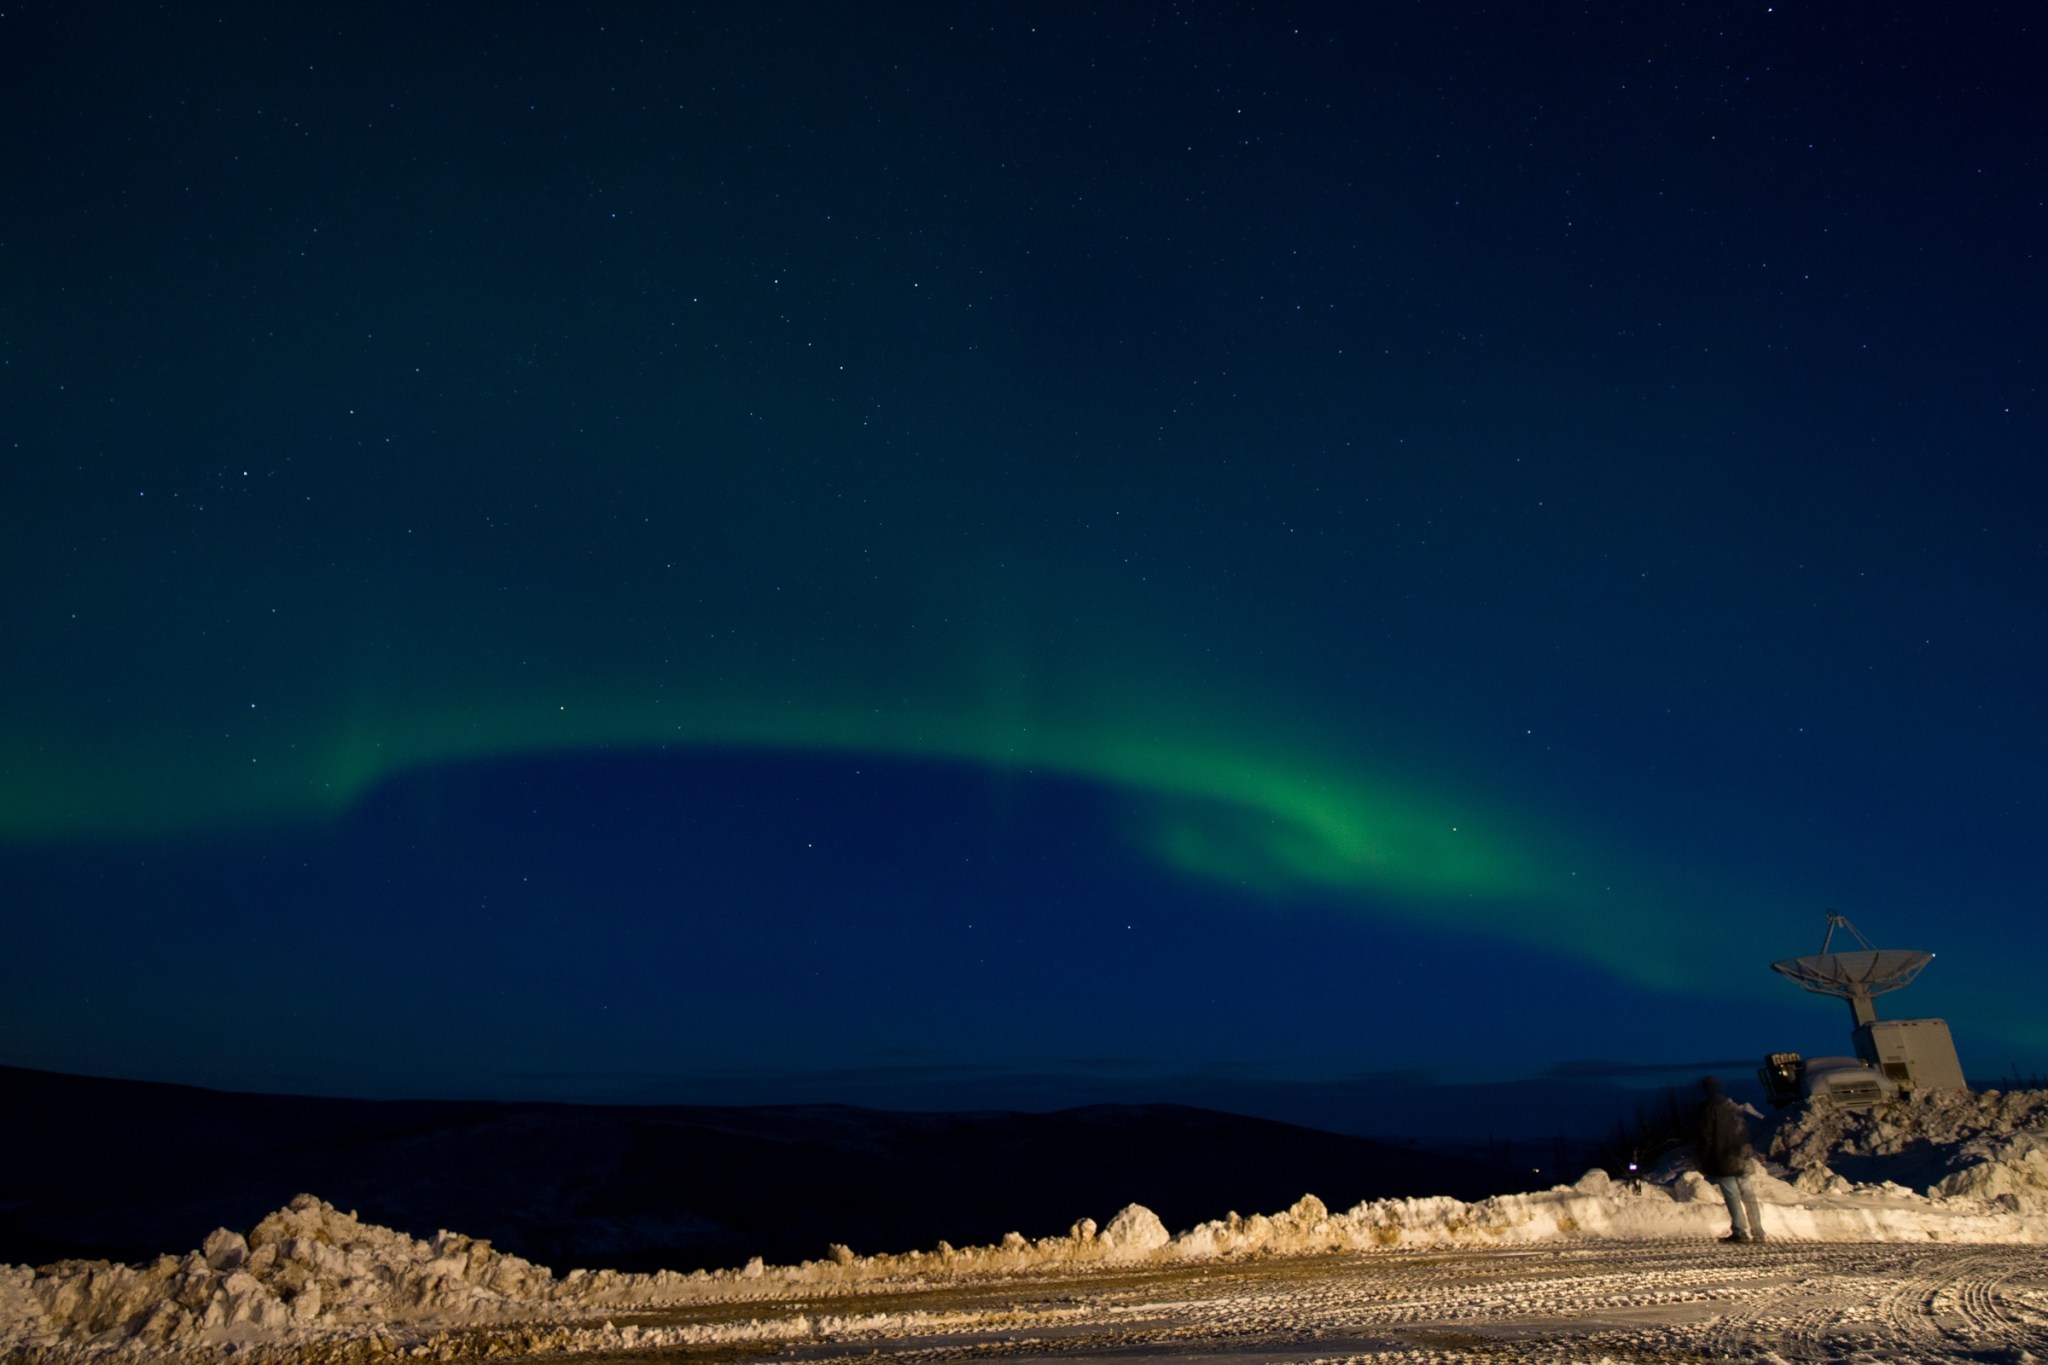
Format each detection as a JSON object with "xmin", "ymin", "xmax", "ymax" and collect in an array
[{"xmin": 0, "ymin": 1065, "xmax": 1518, "ymax": 1271}]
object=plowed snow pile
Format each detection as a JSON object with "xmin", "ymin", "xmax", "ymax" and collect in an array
[
  {"xmin": 7, "ymin": 1088, "xmax": 2048, "ymax": 1361},
  {"xmin": 1770, "ymin": 1083, "xmax": 2048, "ymax": 1207}
]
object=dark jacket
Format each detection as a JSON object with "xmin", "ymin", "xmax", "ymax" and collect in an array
[{"xmin": 1693, "ymin": 1096, "xmax": 1754, "ymax": 1179}]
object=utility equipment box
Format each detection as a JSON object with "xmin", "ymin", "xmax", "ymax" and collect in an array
[{"xmin": 1854, "ymin": 1017, "xmax": 1966, "ymax": 1092}]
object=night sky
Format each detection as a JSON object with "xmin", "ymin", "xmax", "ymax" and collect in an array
[{"xmin": 4, "ymin": 3, "xmax": 2043, "ymax": 1119}]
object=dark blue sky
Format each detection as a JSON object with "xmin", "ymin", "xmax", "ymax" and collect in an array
[{"xmin": 3, "ymin": 2, "xmax": 2043, "ymax": 1119}]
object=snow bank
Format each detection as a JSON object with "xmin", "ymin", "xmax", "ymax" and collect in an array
[
  {"xmin": 0, "ymin": 1195, "xmax": 1190, "ymax": 1360},
  {"xmin": 0, "ymin": 1197, "xmax": 569, "ymax": 1359},
  {"xmin": 1769, "ymin": 1085, "xmax": 2048, "ymax": 1211},
  {"xmin": 9, "ymin": 1089, "xmax": 2048, "ymax": 1360}
]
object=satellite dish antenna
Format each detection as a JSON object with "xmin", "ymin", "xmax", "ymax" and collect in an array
[{"xmin": 1770, "ymin": 911, "xmax": 1932, "ymax": 1029}]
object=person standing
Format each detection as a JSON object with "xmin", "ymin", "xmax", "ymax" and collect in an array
[{"xmin": 1693, "ymin": 1076, "xmax": 1766, "ymax": 1242}]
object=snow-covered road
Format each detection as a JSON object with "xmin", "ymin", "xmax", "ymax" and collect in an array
[
  {"xmin": 12, "ymin": 1089, "xmax": 2048, "ymax": 1361},
  {"xmin": 614, "ymin": 1240, "xmax": 2048, "ymax": 1364}
]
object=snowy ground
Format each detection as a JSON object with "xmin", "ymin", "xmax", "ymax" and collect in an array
[
  {"xmin": 608, "ymin": 1241, "xmax": 2048, "ymax": 1363},
  {"xmin": 18, "ymin": 1231, "xmax": 2048, "ymax": 1363},
  {"xmin": 7, "ymin": 1088, "xmax": 2048, "ymax": 1362}
]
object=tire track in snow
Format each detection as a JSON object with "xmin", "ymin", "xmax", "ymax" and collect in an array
[
  {"xmin": 1925, "ymin": 1250, "xmax": 2048, "ymax": 1357},
  {"xmin": 555, "ymin": 1242, "xmax": 2048, "ymax": 1365},
  {"xmin": 1605, "ymin": 1244, "xmax": 2048, "ymax": 1365},
  {"xmin": 1679, "ymin": 1247, "xmax": 1841, "ymax": 1363}
]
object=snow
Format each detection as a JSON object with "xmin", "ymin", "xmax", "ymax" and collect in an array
[
  {"xmin": 7, "ymin": 1088, "xmax": 2048, "ymax": 1361},
  {"xmin": 1770, "ymin": 1081, "xmax": 2048, "ymax": 1207}
]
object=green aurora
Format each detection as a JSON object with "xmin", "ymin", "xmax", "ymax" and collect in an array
[
  {"xmin": 7, "ymin": 0, "xmax": 2044, "ymax": 1098},
  {"xmin": 2, "ymin": 661, "xmax": 1705, "ymax": 984}
]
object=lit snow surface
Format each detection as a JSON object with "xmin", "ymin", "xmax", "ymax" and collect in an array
[{"xmin": 8, "ymin": 1089, "xmax": 2048, "ymax": 1362}]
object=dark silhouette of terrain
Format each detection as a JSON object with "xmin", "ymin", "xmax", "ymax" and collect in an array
[{"xmin": 0, "ymin": 1065, "xmax": 1521, "ymax": 1273}]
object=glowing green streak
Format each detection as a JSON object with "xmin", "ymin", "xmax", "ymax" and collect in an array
[{"xmin": 0, "ymin": 687, "xmax": 1692, "ymax": 974}]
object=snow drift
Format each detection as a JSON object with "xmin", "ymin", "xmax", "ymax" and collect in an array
[
  {"xmin": 8, "ymin": 1087, "xmax": 2048, "ymax": 1361},
  {"xmin": 1769, "ymin": 1081, "xmax": 2048, "ymax": 1209}
]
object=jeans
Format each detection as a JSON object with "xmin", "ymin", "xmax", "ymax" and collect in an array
[{"xmin": 1717, "ymin": 1172, "xmax": 1764, "ymax": 1239}]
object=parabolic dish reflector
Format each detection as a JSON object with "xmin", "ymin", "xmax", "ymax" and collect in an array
[{"xmin": 1770, "ymin": 948, "xmax": 1932, "ymax": 999}]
